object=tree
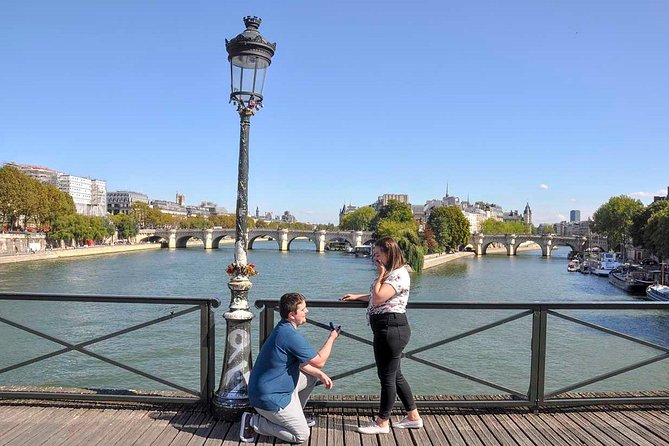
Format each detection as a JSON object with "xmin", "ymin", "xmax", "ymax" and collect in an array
[
  {"xmin": 630, "ymin": 200, "xmax": 669, "ymax": 247},
  {"xmin": 0, "ymin": 165, "xmax": 32, "ymax": 229},
  {"xmin": 370, "ymin": 200, "xmax": 413, "ymax": 233},
  {"xmin": 591, "ymin": 195, "xmax": 644, "ymax": 249},
  {"xmin": 112, "ymin": 214, "xmax": 139, "ymax": 241},
  {"xmin": 372, "ymin": 200, "xmax": 424, "ymax": 272},
  {"xmin": 540, "ymin": 224, "xmax": 555, "ymax": 235},
  {"xmin": 340, "ymin": 207, "xmax": 376, "ymax": 231},
  {"xmin": 427, "ymin": 206, "xmax": 470, "ymax": 251},
  {"xmin": 644, "ymin": 207, "xmax": 669, "ymax": 260}
]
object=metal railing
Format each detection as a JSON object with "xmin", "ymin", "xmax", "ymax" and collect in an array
[
  {"xmin": 0, "ymin": 292, "xmax": 219, "ymax": 405},
  {"xmin": 256, "ymin": 299, "xmax": 669, "ymax": 411}
]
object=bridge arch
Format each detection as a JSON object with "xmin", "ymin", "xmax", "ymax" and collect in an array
[
  {"xmin": 248, "ymin": 232, "xmax": 280, "ymax": 250},
  {"xmin": 211, "ymin": 234, "xmax": 234, "ymax": 249},
  {"xmin": 175, "ymin": 234, "xmax": 203, "ymax": 249},
  {"xmin": 287, "ymin": 235, "xmax": 317, "ymax": 251}
]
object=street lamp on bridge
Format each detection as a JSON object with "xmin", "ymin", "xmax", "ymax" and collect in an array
[{"xmin": 212, "ymin": 16, "xmax": 276, "ymax": 421}]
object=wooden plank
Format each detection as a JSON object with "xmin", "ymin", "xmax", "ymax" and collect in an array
[
  {"xmin": 341, "ymin": 407, "xmax": 362, "ymax": 446},
  {"xmin": 477, "ymin": 411, "xmax": 526, "ymax": 446},
  {"xmin": 183, "ymin": 413, "xmax": 216, "ymax": 446},
  {"xmin": 462, "ymin": 411, "xmax": 502, "ymax": 446},
  {"xmin": 132, "ymin": 408, "xmax": 181, "ymax": 446},
  {"xmin": 168, "ymin": 410, "xmax": 208, "ymax": 446},
  {"xmin": 569, "ymin": 410, "xmax": 644, "ymax": 446},
  {"xmin": 145, "ymin": 409, "xmax": 196, "ymax": 446},
  {"xmin": 355, "ymin": 409, "xmax": 381, "ymax": 446},
  {"xmin": 417, "ymin": 410, "xmax": 448, "ymax": 446},
  {"xmin": 504, "ymin": 411, "xmax": 556, "ymax": 446},
  {"xmin": 220, "ymin": 420, "xmax": 242, "ymax": 446},
  {"xmin": 51, "ymin": 408, "xmax": 116, "ymax": 446},
  {"xmin": 0, "ymin": 407, "xmax": 60, "ymax": 445},
  {"xmin": 200, "ymin": 419, "xmax": 232, "ymax": 446},
  {"xmin": 430, "ymin": 412, "xmax": 469, "ymax": 446},
  {"xmin": 309, "ymin": 408, "xmax": 327, "ymax": 446},
  {"xmin": 47, "ymin": 408, "xmax": 112, "ymax": 446},
  {"xmin": 61, "ymin": 409, "xmax": 136, "ymax": 446},
  {"xmin": 554, "ymin": 412, "xmax": 615, "ymax": 445},
  {"xmin": 4, "ymin": 407, "xmax": 83, "ymax": 446},
  {"xmin": 327, "ymin": 407, "xmax": 344, "ymax": 446},
  {"xmin": 589, "ymin": 409, "xmax": 663, "ymax": 446},
  {"xmin": 449, "ymin": 411, "xmax": 485, "ymax": 445},
  {"xmin": 526, "ymin": 412, "xmax": 586, "ymax": 446},
  {"xmin": 545, "ymin": 412, "xmax": 605, "ymax": 446},
  {"xmin": 615, "ymin": 409, "xmax": 669, "ymax": 443}
]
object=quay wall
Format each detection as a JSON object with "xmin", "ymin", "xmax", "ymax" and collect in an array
[
  {"xmin": 422, "ymin": 244, "xmax": 542, "ymax": 270},
  {"xmin": 0, "ymin": 243, "xmax": 162, "ymax": 265}
]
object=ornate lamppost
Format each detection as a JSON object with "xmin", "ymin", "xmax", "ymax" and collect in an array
[{"xmin": 212, "ymin": 16, "xmax": 276, "ymax": 420}]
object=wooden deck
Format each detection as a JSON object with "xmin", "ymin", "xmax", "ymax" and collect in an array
[{"xmin": 2, "ymin": 400, "xmax": 669, "ymax": 446}]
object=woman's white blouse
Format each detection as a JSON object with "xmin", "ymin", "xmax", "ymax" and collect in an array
[{"xmin": 367, "ymin": 266, "xmax": 410, "ymax": 315}]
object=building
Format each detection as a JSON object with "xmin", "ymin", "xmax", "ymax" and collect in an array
[
  {"xmin": 107, "ymin": 191, "xmax": 149, "ymax": 215},
  {"xmin": 570, "ymin": 210, "xmax": 581, "ymax": 222},
  {"xmin": 653, "ymin": 187, "xmax": 669, "ymax": 202},
  {"xmin": 373, "ymin": 194, "xmax": 409, "ymax": 211},
  {"xmin": 151, "ymin": 200, "xmax": 187, "ymax": 217},
  {"xmin": 175, "ymin": 193, "xmax": 186, "ymax": 206},
  {"xmin": 9, "ymin": 162, "xmax": 107, "ymax": 217},
  {"xmin": 523, "ymin": 203, "xmax": 532, "ymax": 226},
  {"xmin": 281, "ymin": 211, "xmax": 296, "ymax": 224},
  {"xmin": 8, "ymin": 163, "xmax": 59, "ymax": 185},
  {"xmin": 339, "ymin": 204, "xmax": 358, "ymax": 224},
  {"xmin": 57, "ymin": 174, "xmax": 107, "ymax": 217},
  {"xmin": 555, "ymin": 220, "xmax": 590, "ymax": 237}
]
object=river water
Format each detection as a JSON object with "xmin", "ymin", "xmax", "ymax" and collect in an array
[{"xmin": 1, "ymin": 241, "xmax": 668, "ymax": 397}]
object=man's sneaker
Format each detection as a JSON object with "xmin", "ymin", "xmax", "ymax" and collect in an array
[
  {"xmin": 306, "ymin": 416, "xmax": 316, "ymax": 427},
  {"xmin": 357, "ymin": 420, "xmax": 390, "ymax": 435},
  {"xmin": 239, "ymin": 412, "xmax": 256, "ymax": 443},
  {"xmin": 394, "ymin": 416, "xmax": 423, "ymax": 429}
]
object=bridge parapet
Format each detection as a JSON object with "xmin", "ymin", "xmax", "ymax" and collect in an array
[{"xmin": 146, "ymin": 228, "xmax": 374, "ymax": 252}]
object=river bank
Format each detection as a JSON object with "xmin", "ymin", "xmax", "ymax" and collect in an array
[
  {"xmin": 0, "ymin": 243, "xmax": 162, "ymax": 264},
  {"xmin": 422, "ymin": 244, "xmax": 542, "ymax": 270}
]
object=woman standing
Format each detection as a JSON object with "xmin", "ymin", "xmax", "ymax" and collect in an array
[{"xmin": 341, "ymin": 237, "xmax": 422, "ymax": 434}]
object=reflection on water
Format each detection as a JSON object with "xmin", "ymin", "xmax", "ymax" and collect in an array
[{"xmin": 1, "ymin": 241, "xmax": 668, "ymax": 396}]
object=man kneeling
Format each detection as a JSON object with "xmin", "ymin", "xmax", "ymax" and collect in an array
[{"xmin": 241, "ymin": 292, "xmax": 340, "ymax": 443}]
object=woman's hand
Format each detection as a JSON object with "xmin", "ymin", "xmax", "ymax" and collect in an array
[
  {"xmin": 340, "ymin": 294, "xmax": 356, "ymax": 301},
  {"xmin": 375, "ymin": 259, "xmax": 387, "ymax": 277}
]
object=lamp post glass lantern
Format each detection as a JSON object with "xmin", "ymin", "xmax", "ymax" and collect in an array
[{"xmin": 212, "ymin": 16, "xmax": 275, "ymax": 421}]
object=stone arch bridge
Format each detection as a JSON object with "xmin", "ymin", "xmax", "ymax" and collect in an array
[
  {"xmin": 468, "ymin": 233, "xmax": 608, "ymax": 257},
  {"xmin": 139, "ymin": 228, "xmax": 375, "ymax": 252}
]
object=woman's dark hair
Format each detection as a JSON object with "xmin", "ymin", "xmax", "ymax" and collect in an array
[
  {"xmin": 279, "ymin": 292, "xmax": 305, "ymax": 319},
  {"xmin": 374, "ymin": 237, "xmax": 405, "ymax": 272}
]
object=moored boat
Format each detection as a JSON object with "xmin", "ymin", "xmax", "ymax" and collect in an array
[
  {"xmin": 609, "ymin": 265, "xmax": 654, "ymax": 295},
  {"xmin": 646, "ymin": 284, "xmax": 669, "ymax": 301},
  {"xmin": 592, "ymin": 252, "xmax": 623, "ymax": 277},
  {"xmin": 567, "ymin": 259, "xmax": 580, "ymax": 272}
]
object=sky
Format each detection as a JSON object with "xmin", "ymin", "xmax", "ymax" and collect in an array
[{"xmin": 1, "ymin": 1, "xmax": 668, "ymax": 225}]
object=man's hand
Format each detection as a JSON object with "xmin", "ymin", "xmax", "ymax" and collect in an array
[
  {"xmin": 319, "ymin": 371, "xmax": 333, "ymax": 390},
  {"xmin": 329, "ymin": 321, "xmax": 341, "ymax": 338}
]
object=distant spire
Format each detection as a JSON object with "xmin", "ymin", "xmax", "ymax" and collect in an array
[{"xmin": 446, "ymin": 181, "xmax": 449, "ymax": 196}]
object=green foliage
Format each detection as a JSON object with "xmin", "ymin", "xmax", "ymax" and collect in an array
[
  {"xmin": 630, "ymin": 200, "xmax": 669, "ymax": 247},
  {"xmin": 398, "ymin": 238, "xmax": 424, "ymax": 273},
  {"xmin": 427, "ymin": 206, "xmax": 470, "ymax": 251},
  {"xmin": 48, "ymin": 214, "xmax": 114, "ymax": 246},
  {"xmin": 480, "ymin": 218, "xmax": 531, "ymax": 235},
  {"xmin": 111, "ymin": 214, "xmax": 139, "ymax": 240},
  {"xmin": 540, "ymin": 224, "xmax": 555, "ymax": 235},
  {"xmin": 179, "ymin": 216, "xmax": 212, "ymax": 229},
  {"xmin": 591, "ymin": 195, "xmax": 644, "ymax": 248},
  {"xmin": 643, "ymin": 207, "xmax": 669, "ymax": 260},
  {"xmin": 419, "ymin": 225, "xmax": 440, "ymax": 254},
  {"xmin": 340, "ymin": 206, "xmax": 376, "ymax": 231},
  {"xmin": 372, "ymin": 200, "xmax": 423, "ymax": 272}
]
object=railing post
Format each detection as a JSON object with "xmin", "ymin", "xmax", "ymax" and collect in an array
[
  {"xmin": 201, "ymin": 303, "xmax": 216, "ymax": 404},
  {"xmin": 258, "ymin": 305, "xmax": 275, "ymax": 350},
  {"xmin": 529, "ymin": 306, "xmax": 547, "ymax": 413}
]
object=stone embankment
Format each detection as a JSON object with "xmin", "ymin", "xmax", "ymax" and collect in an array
[
  {"xmin": 0, "ymin": 243, "xmax": 162, "ymax": 265},
  {"xmin": 422, "ymin": 244, "xmax": 541, "ymax": 270}
]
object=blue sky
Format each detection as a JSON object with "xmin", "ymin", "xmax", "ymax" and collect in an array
[{"xmin": 1, "ymin": 1, "xmax": 667, "ymax": 225}]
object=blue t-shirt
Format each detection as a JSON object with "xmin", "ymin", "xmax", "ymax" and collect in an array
[{"xmin": 248, "ymin": 319, "xmax": 317, "ymax": 412}]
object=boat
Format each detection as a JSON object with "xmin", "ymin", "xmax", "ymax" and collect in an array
[
  {"xmin": 592, "ymin": 252, "xmax": 623, "ymax": 277},
  {"xmin": 646, "ymin": 284, "xmax": 669, "ymax": 301},
  {"xmin": 353, "ymin": 245, "xmax": 372, "ymax": 258},
  {"xmin": 567, "ymin": 259, "xmax": 580, "ymax": 272},
  {"xmin": 646, "ymin": 263, "xmax": 669, "ymax": 301},
  {"xmin": 608, "ymin": 265, "xmax": 655, "ymax": 295}
]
